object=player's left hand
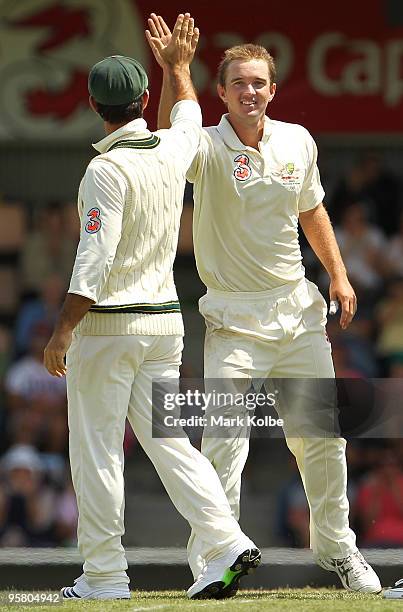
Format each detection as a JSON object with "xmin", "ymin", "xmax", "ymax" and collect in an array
[
  {"xmin": 43, "ymin": 329, "xmax": 72, "ymax": 377},
  {"xmin": 329, "ymin": 274, "xmax": 357, "ymax": 330}
]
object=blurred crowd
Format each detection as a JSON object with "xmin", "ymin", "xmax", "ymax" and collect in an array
[
  {"xmin": 0, "ymin": 201, "xmax": 79, "ymax": 546},
  {"xmin": 0, "ymin": 151, "xmax": 403, "ymax": 548},
  {"xmin": 307, "ymin": 152, "xmax": 403, "ymax": 379},
  {"xmin": 276, "ymin": 439, "xmax": 403, "ymax": 549}
]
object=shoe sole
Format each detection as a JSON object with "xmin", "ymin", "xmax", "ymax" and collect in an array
[{"xmin": 191, "ymin": 548, "xmax": 261, "ymax": 600}]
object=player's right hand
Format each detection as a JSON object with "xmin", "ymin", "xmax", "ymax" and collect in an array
[
  {"xmin": 43, "ymin": 329, "xmax": 72, "ymax": 378},
  {"xmin": 329, "ymin": 275, "xmax": 357, "ymax": 330},
  {"xmin": 145, "ymin": 13, "xmax": 199, "ymax": 68}
]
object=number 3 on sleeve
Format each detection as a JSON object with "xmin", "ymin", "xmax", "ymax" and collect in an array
[{"xmin": 85, "ymin": 207, "xmax": 102, "ymax": 234}]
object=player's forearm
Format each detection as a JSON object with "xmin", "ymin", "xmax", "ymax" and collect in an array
[
  {"xmin": 158, "ymin": 66, "xmax": 197, "ymax": 128},
  {"xmin": 54, "ymin": 293, "xmax": 95, "ymax": 333},
  {"xmin": 158, "ymin": 68, "xmax": 176, "ymax": 129},
  {"xmin": 44, "ymin": 292, "xmax": 93, "ymax": 377},
  {"xmin": 169, "ymin": 65, "xmax": 197, "ymax": 105},
  {"xmin": 299, "ymin": 203, "xmax": 347, "ymax": 281}
]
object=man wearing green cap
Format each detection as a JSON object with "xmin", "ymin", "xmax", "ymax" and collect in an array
[
  {"xmin": 44, "ymin": 13, "xmax": 260, "ymax": 601},
  {"xmin": 88, "ymin": 56, "xmax": 149, "ymax": 106}
]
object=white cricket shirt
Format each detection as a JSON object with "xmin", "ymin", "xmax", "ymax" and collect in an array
[
  {"xmin": 187, "ymin": 114, "xmax": 325, "ymax": 291},
  {"xmin": 69, "ymin": 100, "xmax": 202, "ymax": 336}
]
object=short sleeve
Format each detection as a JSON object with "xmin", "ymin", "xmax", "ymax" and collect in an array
[
  {"xmin": 298, "ymin": 130, "xmax": 325, "ymax": 213},
  {"xmin": 186, "ymin": 130, "xmax": 210, "ymax": 183},
  {"xmin": 167, "ymin": 100, "xmax": 202, "ymax": 172}
]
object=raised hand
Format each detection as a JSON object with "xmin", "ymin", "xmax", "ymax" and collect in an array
[
  {"xmin": 146, "ymin": 13, "xmax": 199, "ymax": 69},
  {"xmin": 146, "ymin": 13, "xmax": 172, "ymax": 68}
]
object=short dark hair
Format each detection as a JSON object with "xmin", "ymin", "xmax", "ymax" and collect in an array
[{"xmin": 95, "ymin": 95, "xmax": 144, "ymax": 123}]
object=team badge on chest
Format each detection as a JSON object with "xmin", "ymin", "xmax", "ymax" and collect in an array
[
  {"xmin": 279, "ymin": 161, "xmax": 301, "ymax": 191},
  {"xmin": 233, "ymin": 154, "xmax": 252, "ymax": 181}
]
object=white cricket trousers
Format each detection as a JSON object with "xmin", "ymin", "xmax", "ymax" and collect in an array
[
  {"xmin": 66, "ymin": 333, "xmax": 252, "ymax": 586},
  {"xmin": 188, "ymin": 278, "xmax": 356, "ymax": 578}
]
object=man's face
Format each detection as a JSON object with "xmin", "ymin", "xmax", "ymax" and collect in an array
[{"xmin": 217, "ymin": 59, "xmax": 276, "ymax": 125}]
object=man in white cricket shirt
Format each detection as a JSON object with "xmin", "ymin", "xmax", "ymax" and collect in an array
[
  {"xmin": 148, "ymin": 16, "xmax": 382, "ymax": 594},
  {"xmin": 43, "ymin": 14, "xmax": 261, "ymax": 601}
]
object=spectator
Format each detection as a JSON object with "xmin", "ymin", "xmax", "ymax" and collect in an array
[
  {"xmin": 376, "ymin": 277, "xmax": 403, "ymax": 375},
  {"xmin": 387, "ymin": 211, "xmax": 403, "ymax": 277},
  {"xmin": 60, "ymin": 200, "xmax": 80, "ymax": 243},
  {"xmin": 354, "ymin": 446, "xmax": 403, "ymax": 547},
  {"xmin": 54, "ymin": 475, "xmax": 78, "ymax": 546},
  {"xmin": 329, "ymin": 152, "xmax": 401, "ymax": 235},
  {"xmin": 275, "ymin": 460, "xmax": 309, "ymax": 548},
  {"xmin": 0, "ymin": 325, "xmax": 12, "ymax": 387},
  {"xmin": 334, "ymin": 202, "xmax": 389, "ymax": 306},
  {"xmin": 0, "ymin": 445, "xmax": 59, "ymax": 546},
  {"xmin": 14, "ymin": 274, "xmax": 65, "ymax": 357},
  {"xmin": 4, "ymin": 323, "xmax": 66, "ymax": 449},
  {"xmin": 332, "ymin": 339, "xmax": 363, "ymax": 378},
  {"xmin": 327, "ymin": 318, "xmax": 379, "ymax": 378},
  {"xmin": 19, "ymin": 202, "xmax": 77, "ymax": 296},
  {"xmin": 5, "ymin": 322, "xmax": 66, "ymax": 412}
]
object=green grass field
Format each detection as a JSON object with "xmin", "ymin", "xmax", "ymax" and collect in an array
[{"xmin": 0, "ymin": 590, "xmax": 400, "ymax": 612}]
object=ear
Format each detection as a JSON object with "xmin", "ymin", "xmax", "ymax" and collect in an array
[
  {"xmin": 89, "ymin": 95, "xmax": 98, "ymax": 114},
  {"xmin": 142, "ymin": 89, "xmax": 150, "ymax": 111},
  {"xmin": 268, "ymin": 82, "xmax": 276, "ymax": 102},
  {"xmin": 217, "ymin": 83, "xmax": 227, "ymax": 106}
]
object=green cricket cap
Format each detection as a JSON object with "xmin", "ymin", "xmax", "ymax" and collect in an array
[{"xmin": 88, "ymin": 55, "xmax": 148, "ymax": 105}]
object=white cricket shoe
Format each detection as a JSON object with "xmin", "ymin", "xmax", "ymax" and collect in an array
[
  {"xmin": 61, "ymin": 574, "xmax": 130, "ymax": 600},
  {"xmin": 187, "ymin": 547, "xmax": 261, "ymax": 600},
  {"xmin": 383, "ymin": 578, "xmax": 403, "ymax": 599},
  {"xmin": 316, "ymin": 550, "xmax": 381, "ymax": 593}
]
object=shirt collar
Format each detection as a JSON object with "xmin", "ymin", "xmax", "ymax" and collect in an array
[
  {"xmin": 92, "ymin": 118, "xmax": 150, "ymax": 153},
  {"xmin": 216, "ymin": 114, "xmax": 273, "ymax": 150}
]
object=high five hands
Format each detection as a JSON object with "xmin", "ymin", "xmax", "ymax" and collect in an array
[{"xmin": 146, "ymin": 13, "xmax": 199, "ymax": 68}]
